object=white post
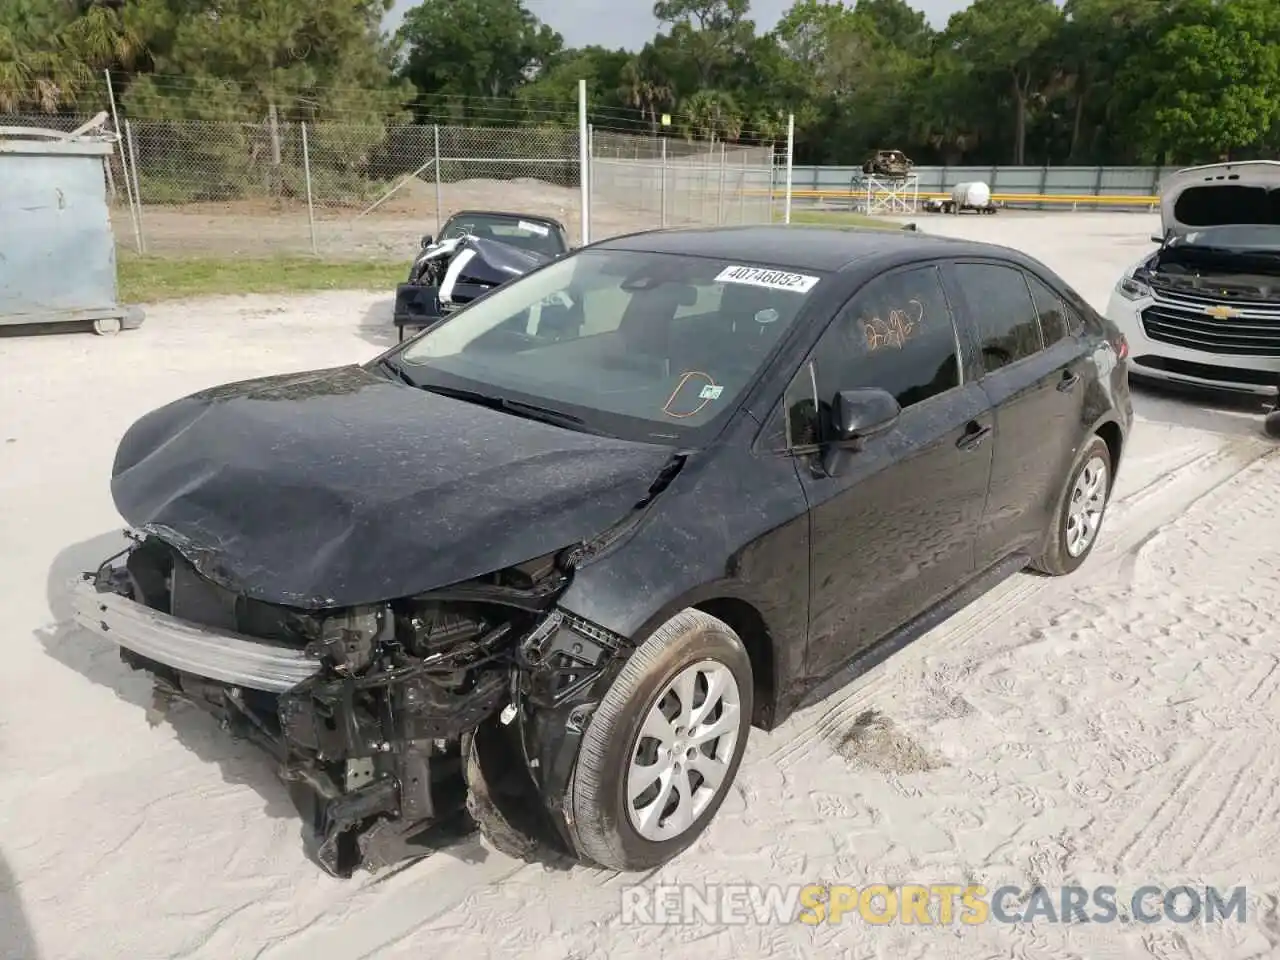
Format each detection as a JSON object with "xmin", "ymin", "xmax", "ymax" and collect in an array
[
  {"xmin": 578, "ymin": 78, "xmax": 590, "ymax": 245},
  {"xmin": 104, "ymin": 70, "xmax": 142, "ymax": 254},
  {"xmin": 433, "ymin": 124, "xmax": 443, "ymax": 236},
  {"xmin": 301, "ymin": 121, "xmax": 318, "ymax": 256},
  {"xmin": 784, "ymin": 113, "xmax": 795, "ymax": 225},
  {"xmin": 717, "ymin": 141, "xmax": 726, "ymax": 224},
  {"xmin": 660, "ymin": 137, "xmax": 668, "ymax": 228},
  {"xmin": 125, "ymin": 119, "xmax": 146, "ymax": 254}
]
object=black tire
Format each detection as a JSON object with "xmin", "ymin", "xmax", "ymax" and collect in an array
[
  {"xmin": 564, "ymin": 609, "xmax": 753, "ymax": 871},
  {"xmin": 1264, "ymin": 409, "xmax": 1280, "ymax": 439},
  {"xmin": 1031, "ymin": 434, "xmax": 1113, "ymax": 576}
]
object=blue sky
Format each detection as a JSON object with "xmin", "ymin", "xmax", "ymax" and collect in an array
[{"xmin": 385, "ymin": 0, "xmax": 975, "ymax": 50}]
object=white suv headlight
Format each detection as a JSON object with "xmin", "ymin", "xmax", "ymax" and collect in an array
[{"xmin": 1116, "ymin": 274, "xmax": 1151, "ymax": 300}]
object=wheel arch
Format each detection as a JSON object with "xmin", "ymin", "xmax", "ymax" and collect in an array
[
  {"xmin": 621, "ymin": 584, "xmax": 782, "ymax": 731},
  {"xmin": 1091, "ymin": 414, "xmax": 1125, "ymax": 483}
]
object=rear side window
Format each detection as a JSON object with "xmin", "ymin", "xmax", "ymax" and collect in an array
[
  {"xmin": 1024, "ymin": 272, "xmax": 1072, "ymax": 345},
  {"xmin": 952, "ymin": 262, "xmax": 1044, "ymax": 374}
]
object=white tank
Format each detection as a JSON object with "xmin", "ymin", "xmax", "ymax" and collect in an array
[{"xmin": 951, "ymin": 181, "xmax": 991, "ymax": 208}]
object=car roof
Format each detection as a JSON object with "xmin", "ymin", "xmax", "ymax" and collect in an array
[
  {"xmin": 592, "ymin": 224, "xmax": 1020, "ymax": 274},
  {"xmin": 445, "ymin": 210, "xmax": 567, "ymax": 231}
]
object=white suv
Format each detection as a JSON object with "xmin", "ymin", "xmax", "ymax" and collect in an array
[{"xmin": 1106, "ymin": 161, "xmax": 1280, "ymax": 398}]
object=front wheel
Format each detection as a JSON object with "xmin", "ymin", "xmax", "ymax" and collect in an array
[
  {"xmin": 1032, "ymin": 434, "xmax": 1113, "ymax": 576},
  {"xmin": 565, "ymin": 609, "xmax": 753, "ymax": 871}
]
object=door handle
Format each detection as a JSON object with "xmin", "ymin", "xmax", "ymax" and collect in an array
[
  {"xmin": 1057, "ymin": 371, "xmax": 1082, "ymax": 392},
  {"xmin": 956, "ymin": 423, "xmax": 992, "ymax": 451}
]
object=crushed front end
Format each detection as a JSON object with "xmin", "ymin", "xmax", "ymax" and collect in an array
[{"xmin": 74, "ymin": 532, "xmax": 632, "ymax": 877}]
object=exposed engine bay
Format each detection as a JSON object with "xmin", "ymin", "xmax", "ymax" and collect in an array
[
  {"xmin": 81, "ymin": 531, "xmax": 637, "ymax": 877},
  {"xmin": 410, "ymin": 234, "xmax": 553, "ymax": 312},
  {"xmin": 1142, "ymin": 237, "xmax": 1280, "ymax": 303}
]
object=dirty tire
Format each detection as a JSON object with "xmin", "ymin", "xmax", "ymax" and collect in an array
[
  {"xmin": 565, "ymin": 609, "xmax": 753, "ymax": 872},
  {"xmin": 1264, "ymin": 409, "xmax": 1280, "ymax": 439},
  {"xmin": 1031, "ymin": 433, "xmax": 1113, "ymax": 576}
]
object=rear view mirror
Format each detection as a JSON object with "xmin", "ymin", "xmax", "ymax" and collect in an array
[
  {"xmin": 421, "ymin": 234, "xmax": 434, "ymax": 249},
  {"xmin": 831, "ymin": 388, "xmax": 900, "ymax": 443}
]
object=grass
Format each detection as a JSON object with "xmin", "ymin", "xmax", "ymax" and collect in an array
[
  {"xmin": 113, "ymin": 212, "xmax": 898, "ymax": 303},
  {"xmin": 780, "ymin": 209, "xmax": 901, "ymax": 229},
  {"xmin": 116, "ymin": 254, "xmax": 411, "ymax": 303}
]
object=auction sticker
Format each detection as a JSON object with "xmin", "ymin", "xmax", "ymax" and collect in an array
[
  {"xmin": 716, "ymin": 265, "xmax": 820, "ymax": 293},
  {"xmin": 519, "ymin": 220, "xmax": 551, "ymax": 236}
]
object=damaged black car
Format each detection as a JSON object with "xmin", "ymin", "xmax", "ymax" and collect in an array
[
  {"xmin": 393, "ymin": 210, "xmax": 571, "ymax": 342},
  {"xmin": 75, "ymin": 225, "xmax": 1131, "ymax": 878}
]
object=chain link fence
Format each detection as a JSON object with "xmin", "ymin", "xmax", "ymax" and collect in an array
[
  {"xmin": 589, "ymin": 128, "xmax": 781, "ymax": 239},
  {"xmin": 2, "ymin": 106, "xmax": 790, "ymax": 260}
]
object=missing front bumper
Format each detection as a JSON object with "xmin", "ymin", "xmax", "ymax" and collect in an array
[{"xmin": 69, "ymin": 559, "xmax": 631, "ymax": 876}]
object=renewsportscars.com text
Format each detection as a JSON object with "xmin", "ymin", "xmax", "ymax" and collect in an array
[{"xmin": 620, "ymin": 883, "xmax": 1249, "ymax": 926}]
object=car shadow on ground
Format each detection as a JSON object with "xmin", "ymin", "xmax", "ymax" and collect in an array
[
  {"xmin": 1129, "ymin": 377, "xmax": 1274, "ymax": 440},
  {"xmin": 357, "ymin": 296, "xmax": 399, "ymax": 351},
  {"xmin": 37, "ymin": 531, "xmax": 297, "ymax": 824},
  {"xmin": 0, "ymin": 849, "xmax": 38, "ymax": 960}
]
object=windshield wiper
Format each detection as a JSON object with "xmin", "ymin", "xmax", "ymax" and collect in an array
[
  {"xmin": 417, "ymin": 383, "xmax": 600, "ymax": 434},
  {"xmin": 376, "ymin": 357, "xmax": 418, "ymax": 388}
]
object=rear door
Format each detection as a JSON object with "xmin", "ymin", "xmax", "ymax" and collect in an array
[
  {"xmin": 783, "ymin": 262, "xmax": 996, "ymax": 679},
  {"xmin": 943, "ymin": 260, "xmax": 1090, "ymax": 566}
]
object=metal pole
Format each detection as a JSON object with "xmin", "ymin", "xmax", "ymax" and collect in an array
[
  {"xmin": 125, "ymin": 119, "xmax": 146, "ymax": 254},
  {"xmin": 301, "ymin": 122, "xmax": 318, "ymax": 256},
  {"xmin": 660, "ymin": 138, "xmax": 668, "ymax": 228},
  {"xmin": 717, "ymin": 142, "xmax": 726, "ymax": 224},
  {"xmin": 784, "ymin": 114, "xmax": 795, "ymax": 225},
  {"xmin": 104, "ymin": 70, "xmax": 142, "ymax": 255},
  {"xmin": 434, "ymin": 124, "xmax": 443, "ymax": 236},
  {"xmin": 578, "ymin": 78, "xmax": 590, "ymax": 245},
  {"xmin": 768, "ymin": 143, "xmax": 776, "ymax": 221}
]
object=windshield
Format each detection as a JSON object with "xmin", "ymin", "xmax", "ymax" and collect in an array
[
  {"xmin": 396, "ymin": 248, "xmax": 825, "ymax": 443},
  {"xmin": 438, "ymin": 214, "xmax": 566, "ymax": 257}
]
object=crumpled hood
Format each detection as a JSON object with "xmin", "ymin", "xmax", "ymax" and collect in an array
[
  {"xmin": 1161, "ymin": 161, "xmax": 1280, "ymax": 237},
  {"xmin": 110, "ymin": 364, "xmax": 676, "ymax": 609}
]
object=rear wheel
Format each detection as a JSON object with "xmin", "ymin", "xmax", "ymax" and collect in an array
[
  {"xmin": 1264, "ymin": 408, "xmax": 1280, "ymax": 438},
  {"xmin": 1032, "ymin": 435, "xmax": 1113, "ymax": 576},
  {"xmin": 564, "ymin": 609, "xmax": 752, "ymax": 871}
]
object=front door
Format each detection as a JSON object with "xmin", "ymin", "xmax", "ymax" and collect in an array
[{"xmin": 791, "ymin": 263, "xmax": 996, "ymax": 680}]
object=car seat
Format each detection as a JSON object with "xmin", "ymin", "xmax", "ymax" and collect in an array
[{"xmin": 612, "ymin": 283, "xmax": 697, "ymax": 377}]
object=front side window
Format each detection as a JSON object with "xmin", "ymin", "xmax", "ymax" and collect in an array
[
  {"xmin": 397, "ymin": 248, "xmax": 826, "ymax": 443},
  {"xmin": 774, "ymin": 264, "xmax": 961, "ymax": 449},
  {"xmin": 952, "ymin": 262, "xmax": 1044, "ymax": 374}
]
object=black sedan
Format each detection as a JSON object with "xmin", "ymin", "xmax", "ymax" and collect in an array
[{"xmin": 75, "ymin": 224, "xmax": 1133, "ymax": 876}]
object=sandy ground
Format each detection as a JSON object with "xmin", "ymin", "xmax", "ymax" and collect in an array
[{"xmin": 4, "ymin": 212, "xmax": 1280, "ymax": 960}]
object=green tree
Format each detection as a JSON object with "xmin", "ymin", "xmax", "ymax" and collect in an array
[
  {"xmin": 1116, "ymin": 0, "xmax": 1280, "ymax": 163},
  {"xmin": 942, "ymin": 0, "xmax": 1062, "ymax": 164},
  {"xmin": 653, "ymin": 0, "xmax": 754, "ymax": 90},
  {"xmin": 397, "ymin": 0, "xmax": 561, "ymax": 111}
]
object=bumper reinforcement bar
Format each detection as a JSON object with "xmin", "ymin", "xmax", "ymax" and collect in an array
[{"xmin": 70, "ymin": 577, "xmax": 321, "ymax": 692}]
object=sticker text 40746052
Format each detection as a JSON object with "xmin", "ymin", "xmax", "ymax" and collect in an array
[{"xmin": 715, "ymin": 266, "xmax": 820, "ymax": 294}]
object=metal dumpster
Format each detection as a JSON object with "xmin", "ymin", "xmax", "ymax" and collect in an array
[{"xmin": 0, "ymin": 120, "xmax": 143, "ymax": 334}]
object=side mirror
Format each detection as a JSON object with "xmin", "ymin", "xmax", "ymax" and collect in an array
[
  {"xmin": 831, "ymin": 388, "xmax": 900, "ymax": 443},
  {"xmin": 421, "ymin": 234, "xmax": 434, "ymax": 249}
]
